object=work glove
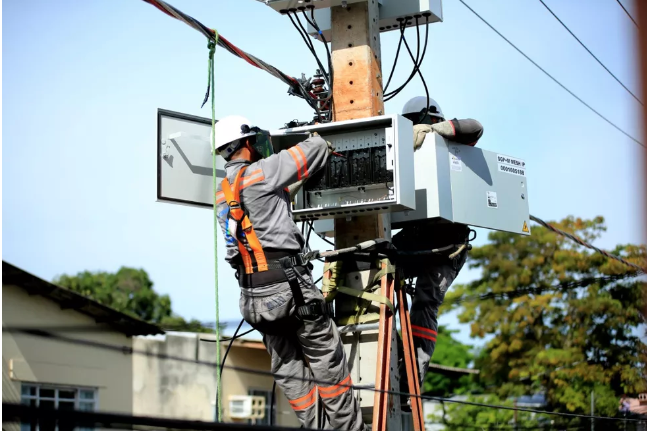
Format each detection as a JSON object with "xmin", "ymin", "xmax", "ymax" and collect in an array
[
  {"xmin": 413, "ymin": 122, "xmax": 458, "ymax": 150},
  {"xmin": 286, "ymin": 178, "xmax": 306, "ymax": 201},
  {"xmin": 412, "ymin": 124, "xmax": 432, "ymax": 151},
  {"xmin": 312, "ymin": 131, "xmax": 335, "ymax": 155}
]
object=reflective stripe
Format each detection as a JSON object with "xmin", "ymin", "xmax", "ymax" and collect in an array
[
  {"xmin": 318, "ymin": 374, "xmax": 352, "ymax": 399},
  {"xmin": 289, "ymin": 387, "xmax": 317, "ymax": 411},
  {"xmin": 287, "ymin": 147, "xmax": 303, "ymax": 180},
  {"xmin": 412, "ymin": 331, "xmax": 437, "ymax": 342},
  {"xmin": 293, "ymin": 146, "xmax": 309, "ymax": 178},
  {"xmin": 448, "ymin": 119, "xmax": 456, "ymax": 136},
  {"xmin": 216, "ymin": 192, "xmax": 225, "ymax": 204},
  {"xmin": 411, "ymin": 325, "xmax": 437, "ymax": 336},
  {"xmin": 241, "ymin": 175, "xmax": 265, "ymax": 189}
]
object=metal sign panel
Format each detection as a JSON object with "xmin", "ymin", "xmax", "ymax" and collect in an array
[{"xmin": 157, "ymin": 109, "xmax": 223, "ymax": 208}]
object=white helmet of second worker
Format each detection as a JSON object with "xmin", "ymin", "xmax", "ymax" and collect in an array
[
  {"xmin": 402, "ymin": 96, "xmax": 445, "ymax": 125},
  {"xmin": 215, "ymin": 115, "xmax": 275, "ymax": 161}
]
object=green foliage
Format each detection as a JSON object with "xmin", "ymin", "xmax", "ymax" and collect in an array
[
  {"xmin": 429, "ymin": 394, "xmax": 551, "ymax": 431},
  {"xmin": 423, "ymin": 326, "xmax": 479, "ymax": 396},
  {"xmin": 54, "ymin": 267, "xmax": 213, "ymax": 332},
  {"xmin": 439, "ymin": 216, "xmax": 646, "ymax": 429}
]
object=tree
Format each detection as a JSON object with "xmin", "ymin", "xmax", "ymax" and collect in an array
[
  {"xmin": 423, "ymin": 325, "xmax": 479, "ymax": 396},
  {"xmin": 54, "ymin": 267, "xmax": 213, "ymax": 332},
  {"xmin": 440, "ymin": 216, "xmax": 646, "ymax": 430}
]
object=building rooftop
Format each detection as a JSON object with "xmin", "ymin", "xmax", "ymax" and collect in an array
[{"xmin": 3, "ymin": 261, "xmax": 164, "ymax": 336}]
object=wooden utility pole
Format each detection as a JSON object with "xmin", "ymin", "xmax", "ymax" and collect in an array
[
  {"xmin": 329, "ymin": 3, "xmax": 407, "ymax": 430},
  {"xmin": 330, "ymin": 0, "xmax": 389, "ymax": 248}
]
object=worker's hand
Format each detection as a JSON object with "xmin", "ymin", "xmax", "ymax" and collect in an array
[
  {"xmin": 326, "ymin": 140, "xmax": 335, "ymax": 155},
  {"xmin": 413, "ymin": 124, "xmax": 432, "ymax": 151},
  {"xmin": 429, "ymin": 121, "xmax": 456, "ymax": 139},
  {"xmin": 287, "ymin": 178, "xmax": 306, "ymax": 201}
]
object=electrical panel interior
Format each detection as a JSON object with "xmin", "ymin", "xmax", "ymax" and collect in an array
[{"xmin": 269, "ymin": 114, "xmax": 415, "ymax": 220}]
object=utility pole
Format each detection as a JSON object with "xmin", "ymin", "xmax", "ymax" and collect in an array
[
  {"xmin": 329, "ymin": 3, "xmax": 402, "ymax": 429},
  {"xmin": 514, "ymin": 398, "xmax": 518, "ymax": 431},
  {"xmin": 330, "ymin": 0, "xmax": 389, "ymax": 248},
  {"xmin": 591, "ymin": 391, "xmax": 595, "ymax": 431}
]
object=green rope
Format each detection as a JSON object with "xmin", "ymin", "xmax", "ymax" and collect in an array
[{"xmin": 207, "ymin": 33, "xmax": 222, "ymax": 422}]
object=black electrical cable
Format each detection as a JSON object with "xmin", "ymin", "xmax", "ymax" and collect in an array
[
  {"xmin": 306, "ymin": 220, "xmax": 313, "ymax": 247},
  {"xmin": 220, "ymin": 319, "xmax": 244, "ymax": 377},
  {"xmin": 394, "ymin": 17, "xmax": 431, "ymax": 122},
  {"xmin": 269, "ymin": 380, "xmax": 277, "ymax": 425},
  {"xmin": 384, "ymin": 15, "xmax": 430, "ymax": 101},
  {"xmin": 295, "ymin": 10, "xmax": 331, "ymax": 85},
  {"xmin": 303, "ymin": 8, "xmax": 334, "ymax": 94},
  {"xmin": 383, "ymin": 22, "xmax": 407, "ymax": 94},
  {"xmin": 288, "ymin": 11, "xmax": 330, "ymax": 86}
]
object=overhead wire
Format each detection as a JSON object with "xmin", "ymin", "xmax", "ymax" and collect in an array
[
  {"xmin": 444, "ymin": 271, "xmax": 640, "ymax": 306},
  {"xmin": 4, "ymin": 327, "xmax": 643, "ymax": 425},
  {"xmin": 142, "ymin": 0, "xmax": 320, "ymax": 107},
  {"xmin": 537, "ymin": 0, "xmax": 643, "ymax": 106},
  {"xmin": 529, "ymin": 214, "xmax": 646, "ymax": 274},
  {"xmin": 456, "ymin": 0, "xmax": 645, "ymax": 149},
  {"xmin": 615, "ymin": 0, "xmax": 639, "ymax": 28}
]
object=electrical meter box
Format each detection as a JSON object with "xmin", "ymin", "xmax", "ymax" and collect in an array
[
  {"xmin": 314, "ymin": 133, "xmax": 531, "ymax": 236},
  {"xmin": 269, "ymin": 114, "xmax": 416, "ymax": 221},
  {"xmin": 390, "ymin": 133, "xmax": 531, "ymax": 235}
]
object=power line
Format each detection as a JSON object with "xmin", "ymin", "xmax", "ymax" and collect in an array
[
  {"xmin": 615, "ymin": 0, "xmax": 639, "ymax": 28},
  {"xmin": 142, "ymin": 0, "xmax": 321, "ymax": 110},
  {"xmin": 4, "ymin": 327, "xmax": 642, "ymax": 425},
  {"xmin": 445, "ymin": 272, "xmax": 640, "ymax": 305},
  {"xmin": 2, "ymin": 402, "xmax": 305, "ymax": 431},
  {"xmin": 456, "ymin": 0, "xmax": 645, "ymax": 149},
  {"xmin": 538, "ymin": 0, "xmax": 642, "ymax": 106},
  {"xmin": 529, "ymin": 215, "xmax": 646, "ymax": 274}
]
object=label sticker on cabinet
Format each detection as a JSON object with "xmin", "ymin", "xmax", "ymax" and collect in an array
[
  {"xmin": 450, "ymin": 154, "xmax": 462, "ymax": 172},
  {"xmin": 486, "ymin": 191, "xmax": 498, "ymax": 208},
  {"xmin": 498, "ymin": 163, "xmax": 526, "ymax": 177},
  {"xmin": 522, "ymin": 221, "xmax": 530, "ymax": 233}
]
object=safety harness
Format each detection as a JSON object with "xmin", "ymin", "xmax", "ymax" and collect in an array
[{"xmin": 220, "ymin": 166, "xmax": 331, "ymax": 326}]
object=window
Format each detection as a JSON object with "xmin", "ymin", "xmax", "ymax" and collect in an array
[
  {"xmin": 248, "ymin": 389, "xmax": 276, "ymax": 426},
  {"xmin": 20, "ymin": 384, "xmax": 98, "ymax": 431}
]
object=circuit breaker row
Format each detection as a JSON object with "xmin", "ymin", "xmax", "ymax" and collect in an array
[{"xmin": 305, "ymin": 147, "xmax": 394, "ymax": 192}]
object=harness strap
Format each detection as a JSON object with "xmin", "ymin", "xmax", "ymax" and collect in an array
[{"xmin": 221, "ymin": 166, "xmax": 268, "ymax": 273}]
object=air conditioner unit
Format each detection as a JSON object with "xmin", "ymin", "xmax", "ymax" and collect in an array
[{"xmin": 228, "ymin": 396, "xmax": 266, "ymax": 420}]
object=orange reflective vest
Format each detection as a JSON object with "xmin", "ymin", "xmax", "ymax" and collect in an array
[{"xmin": 220, "ymin": 166, "xmax": 268, "ymax": 274}]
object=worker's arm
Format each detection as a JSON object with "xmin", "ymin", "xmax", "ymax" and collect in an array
[
  {"xmin": 434, "ymin": 118, "xmax": 483, "ymax": 146},
  {"xmin": 260, "ymin": 135, "xmax": 330, "ymax": 191},
  {"xmin": 413, "ymin": 119, "xmax": 484, "ymax": 150}
]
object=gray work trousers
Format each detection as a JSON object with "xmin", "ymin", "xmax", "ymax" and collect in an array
[
  {"xmin": 409, "ymin": 247, "xmax": 468, "ymax": 385},
  {"xmin": 239, "ymin": 274, "xmax": 365, "ymax": 431}
]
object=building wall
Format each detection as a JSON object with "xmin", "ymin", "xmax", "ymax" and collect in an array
[
  {"xmin": 2, "ymin": 284, "xmax": 134, "ymax": 425},
  {"xmin": 133, "ymin": 333, "xmax": 299, "ymax": 427}
]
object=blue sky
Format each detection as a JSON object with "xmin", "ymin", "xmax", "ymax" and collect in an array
[{"xmin": 3, "ymin": 0, "xmax": 644, "ymax": 346}]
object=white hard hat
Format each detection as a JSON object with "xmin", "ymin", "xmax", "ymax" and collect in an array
[
  {"xmin": 402, "ymin": 96, "xmax": 444, "ymax": 120},
  {"xmin": 214, "ymin": 115, "xmax": 256, "ymax": 158}
]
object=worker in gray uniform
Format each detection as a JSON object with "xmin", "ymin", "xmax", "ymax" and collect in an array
[
  {"xmin": 393, "ymin": 96, "xmax": 483, "ymax": 388},
  {"xmin": 214, "ymin": 115, "xmax": 365, "ymax": 431}
]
